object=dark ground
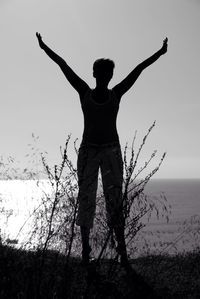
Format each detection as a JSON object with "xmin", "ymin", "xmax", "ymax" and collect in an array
[{"xmin": 0, "ymin": 244, "xmax": 200, "ymax": 299}]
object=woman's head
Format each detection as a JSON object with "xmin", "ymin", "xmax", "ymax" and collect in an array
[{"xmin": 93, "ymin": 58, "xmax": 115, "ymax": 86}]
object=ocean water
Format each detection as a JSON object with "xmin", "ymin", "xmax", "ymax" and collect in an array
[
  {"xmin": 0, "ymin": 179, "xmax": 200, "ymax": 255},
  {"xmin": 137, "ymin": 179, "xmax": 200, "ymax": 255},
  {"xmin": 144, "ymin": 179, "xmax": 200, "ymax": 223}
]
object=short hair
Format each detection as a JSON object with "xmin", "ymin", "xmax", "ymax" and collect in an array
[{"xmin": 93, "ymin": 58, "xmax": 115, "ymax": 75}]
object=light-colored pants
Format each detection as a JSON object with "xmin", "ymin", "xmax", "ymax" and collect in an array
[{"xmin": 76, "ymin": 142, "xmax": 124, "ymax": 229}]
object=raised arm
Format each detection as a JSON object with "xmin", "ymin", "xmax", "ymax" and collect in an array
[
  {"xmin": 113, "ymin": 38, "xmax": 168, "ymax": 99},
  {"xmin": 36, "ymin": 32, "xmax": 89, "ymax": 97}
]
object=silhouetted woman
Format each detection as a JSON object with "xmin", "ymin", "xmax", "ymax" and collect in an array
[{"xmin": 36, "ymin": 32, "xmax": 168, "ymax": 267}]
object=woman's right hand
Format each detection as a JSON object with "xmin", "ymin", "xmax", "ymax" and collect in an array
[{"xmin": 36, "ymin": 32, "xmax": 44, "ymax": 49}]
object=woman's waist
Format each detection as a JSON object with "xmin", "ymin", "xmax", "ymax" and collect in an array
[
  {"xmin": 81, "ymin": 131, "xmax": 120, "ymax": 148},
  {"xmin": 81, "ymin": 140, "xmax": 120, "ymax": 148}
]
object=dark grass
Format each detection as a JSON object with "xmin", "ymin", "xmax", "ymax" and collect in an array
[{"xmin": 0, "ymin": 244, "xmax": 200, "ymax": 299}]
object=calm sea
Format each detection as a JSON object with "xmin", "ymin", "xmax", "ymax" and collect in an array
[
  {"xmin": 144, "ymin": 179, "xmax": 200, "ymax": 222},
  {"xmin": 139, "ymin": 179, "xmax": 200, "ymax": 255},
  {"xmin": 0, "ymin": 179, "xmax": 200, "ymax": 255}
]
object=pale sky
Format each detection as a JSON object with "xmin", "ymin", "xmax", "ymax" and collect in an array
[{"xmin": 0, "ymin": 0, "xmax": 200, "ymax": 178}]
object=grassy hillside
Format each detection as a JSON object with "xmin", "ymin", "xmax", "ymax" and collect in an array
[{"xmin": 0, "ymin": 244, "xmax": 199, "ymax": 298}]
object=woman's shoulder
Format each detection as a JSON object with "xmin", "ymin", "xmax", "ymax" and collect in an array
[
  {"xmin": 110, "ymin": 88, "xmax": 121, "ymax": 103},
  {"xmin": 80, "ymin": 87, "xmax": 91, "ymax": 105}
]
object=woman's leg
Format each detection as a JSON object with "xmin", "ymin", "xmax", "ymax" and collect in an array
[
  {"xmin": 100, "ymin": 145, "xmax": 129, "ymax": 266},
  {"xmin": 76, "ymin": 145, "xmax": 100, "ymax": 263}
]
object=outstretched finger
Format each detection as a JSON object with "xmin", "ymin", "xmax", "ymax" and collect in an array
[
  {"xmin": 36, "ymin": 32, "xmax": 41, "ymax": 39},
  {"xmin": 164, "ymin": 37, "xmax": 168, "ymax": 44}
]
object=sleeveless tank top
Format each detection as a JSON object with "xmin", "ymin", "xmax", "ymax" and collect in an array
[{"xmin": 81, "ymin": 88, "xmax": 120, "ymax": 145}]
